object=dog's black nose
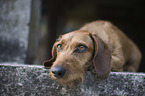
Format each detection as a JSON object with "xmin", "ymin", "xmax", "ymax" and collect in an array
[{"xmin": 52, "ymin": 66, "xmax": 66, "ymax": 78}]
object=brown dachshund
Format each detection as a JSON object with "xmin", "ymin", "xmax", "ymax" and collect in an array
[{"xmin": 43, "ymin": 20, "xmax": 141, "ymax": 87}]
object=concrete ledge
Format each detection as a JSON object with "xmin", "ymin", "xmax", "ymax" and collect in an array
[{"xmin": 0, "ymin": 63, "xmax": 145, "ymax": 96}]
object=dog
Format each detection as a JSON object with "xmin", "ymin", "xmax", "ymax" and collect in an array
[{"xmin": 43, "ymin": 20, "xmax": 141, "ymax": 87}]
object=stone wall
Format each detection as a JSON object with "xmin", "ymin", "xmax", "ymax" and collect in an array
[
  {"xmin": 0, "ymin": 0, "xmax": 31, "ymax": 63},
  {"xmin": 0, "ymin": 63, "xmax": 145, "ymax": 96}
]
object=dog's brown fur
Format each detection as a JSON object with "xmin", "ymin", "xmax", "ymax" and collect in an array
[{"xmin": 44, "ymin": 21, "xmax": 141, "ymax": 87}]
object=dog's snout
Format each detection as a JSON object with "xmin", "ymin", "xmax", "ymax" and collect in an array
[{"xmin": 52, "ymin": 66, "xmax": 66, "ymax": 78}]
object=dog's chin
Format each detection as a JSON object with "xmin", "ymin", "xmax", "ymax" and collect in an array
[{"xmin": 50, "ymin": 72, "xmax": 85, "ymax": 87}]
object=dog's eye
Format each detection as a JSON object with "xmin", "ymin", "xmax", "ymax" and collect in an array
[
  {"xmin": 57, "ymin": 44, "xmax": 63, "ymax": 51},
  {"xmin": 75, "ymin": 45, "xmax": 87, "ymax": 53}
]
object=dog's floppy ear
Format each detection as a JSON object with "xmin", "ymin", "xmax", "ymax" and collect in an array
[
  {"xmin": 90, "ymin": 34, "xmax": 111, "ymax": 77},
  {"xmin": 43, "ymin": 45, "xmax": 57, "ymax": 68},
  {"xmin": 43, "ymin": 35, "xmax": 62, "ymax": 68}
]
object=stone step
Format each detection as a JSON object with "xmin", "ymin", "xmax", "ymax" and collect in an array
[{"xmin": 0, "ymin": 63, "xmax": 145, "ymax": 96}]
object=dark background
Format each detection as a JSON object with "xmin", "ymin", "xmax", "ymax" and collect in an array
[{"xmin": 36, "ymin": 0, "xmax": 145, "ymax": 72}]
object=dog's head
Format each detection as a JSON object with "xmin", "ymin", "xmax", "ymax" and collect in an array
[{"xmin": 43, "ymin": 30, "xmax": 111, "ymax": 87}]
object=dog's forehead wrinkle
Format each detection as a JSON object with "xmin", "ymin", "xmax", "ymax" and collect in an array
[
  {"xmin": 70, "ymin": 33, "xmax": 92, "ymax": 45},
  {"xmin": 62, "ymin": 32, "xmax": 75, "ymax": 41}
]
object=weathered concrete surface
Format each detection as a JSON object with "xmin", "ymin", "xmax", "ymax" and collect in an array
[
  {"xmin": 0, "ymin": 63, "xmax": 145, "ymax": 96},
  {"xmin": 0, "ymin": 0, "xmax": 31, "ymax": 63}
]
